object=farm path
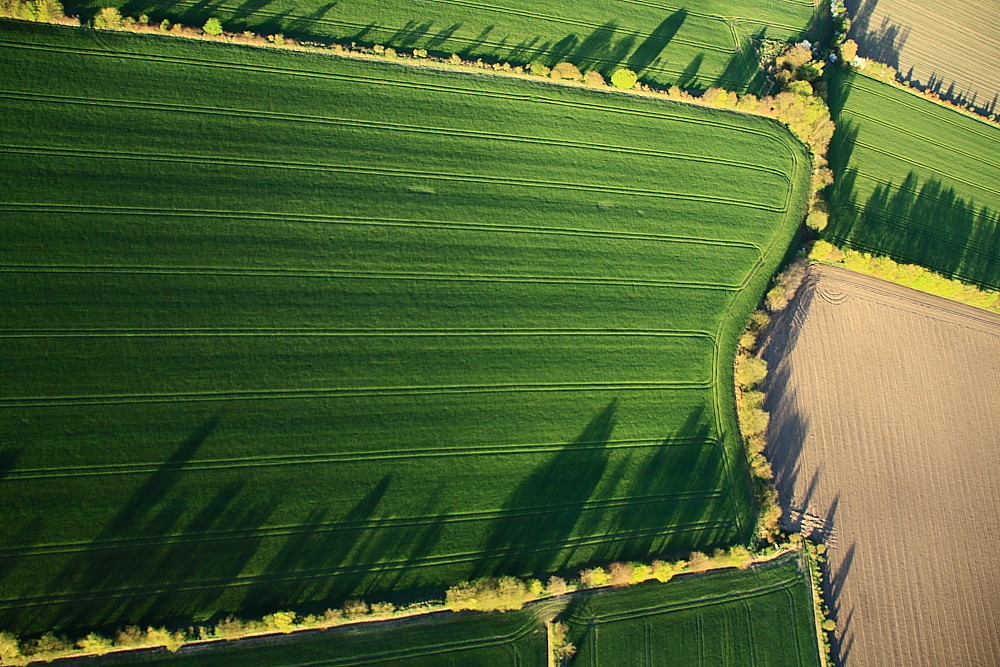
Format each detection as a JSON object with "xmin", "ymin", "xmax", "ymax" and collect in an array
[{"xmin": 759, "ymin": 263, "xmax": 1000, "ymax": 667}]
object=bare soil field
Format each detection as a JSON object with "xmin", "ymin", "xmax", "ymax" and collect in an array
[
  {"xmin": 845, "ymin": 0, "xmax": 1000, "ymax": 114},
  {"xmin": 759, "ymin": 264, "xmax": 1000, "ymax": 666}
]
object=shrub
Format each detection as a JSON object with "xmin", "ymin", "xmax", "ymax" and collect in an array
[
  {"xmin": 550, "ymin": 61, "xmax": 582, "ymax": 81},
  {"xmin": 579, "ymin": 567, "xmax": 610, "ymax": 588},
  {"xmin": 758, "ymin": 487, "xmax": 782, "ymax": 541},
  {"xmin": 809, "ymin": 240, "xmax": 845, "ymax": 263},
  {"xmin": 77, "ymin": 633, "xmax": 113, "ymax": 655},
  {"xmin": 342, "ymin": 599, "xmax": 369, "ymax": 618},
  {"xmin": 584, "ymin": 70, "xmax": 605, "ymax": 86},
  {"xmin": 840, "ymin": 39, "xmax": 858, "ymax": 66},
  {"xmin": 24, "ymin": 633, "xmax": 72, "ymax": 658},
  {"xmin": 413, "ymin": 48, "xmax": 428, "ymax": 57},
  {"xmin": 630, "ymin": 563, "xmax": 652, "ymax": 583},
  {"xmin": 734, "ymin": 355, "xmax": 767, "ymax": 388},
  {"xmin": 749, "ymin": 310, "xmax": 771, "ymax": 330},
  {"xmin": 750, "ymin": 452, "xmax": 773, "ymax": 479},
  {"xmin": 0, "ymin": 631, "xmax": 21, "ymax": 663},
  {"xmin": 213, "ymin": 616, "xmax": 247, "ymax": 639},
  {"xmin": 738, "ymin": 330, "xmax": 758, "ymax": 351},
  {"xmin": 610, "ymin": 68, "xmax": 637, "ymax": 89},
  {"xmin": 528, "ymin": 62, "xmax": 551, "ymax": 77},
  {"xmin": 650, "ymin": 560, "xmax": 677, "ymax": 582},
  {"xmin": 158, "ymin": 18, "xmax": 170, "ymax": 31},
  {"xmin": 370, "ymin": 601, "xmax": 396, "ymax": 616},
  {"xmin": 445, "ymin": 577, "xmax": 529, "ymax": 612},
  {"xmin": 92, "ymin": 6, "xmax": 123, "ymax": 29},
  {"xmin": 550, "ymin": 622, "xmax": 577, "ymax": 661},
  {"xmin": 546, "ymin": 575, "xmax": 569, "ymax": 596},
  {"xmin": 114, "ymin": 626, "xmax": 145, "ymax": 648},
  {"xmin": 262, "ymin": 610, "xmax": 296, "ymax": 633},
  {"xmin": 202, "ymin": 17, "xmax": 223, "ymax": 35},
  {"xmin": 766, "ymin": 259, "xmax": 807, "ymax": 311},
  {"xmin": 608, "ymin": 561, "xmax": 634, "ymax": 587},
  {"xmin": 822, "ymin": 619, "xmax": 837, "ymax": 632},
  {"xmin": 685, "ymin": 552, "xmax": 711, "ymax": 572},
  {"xmin": 805, "ymin": 209, "xmax": 829, "ymax": 231}
]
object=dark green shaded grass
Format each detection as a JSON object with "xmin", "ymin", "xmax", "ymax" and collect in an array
[
  {"xmin": 566, "ymin": 554, "xmax": 821, "ymax": 666},
  {"xmin": 826, "ymin": 69, "xmax": 1000, "ymax": 289},
  {"xmin": 0, "ymin": 21, "xmax": 809, "ymax": 635},
  {"xmin": 59, "ymin": 0, "xmax": 816, "ymax": 93}
]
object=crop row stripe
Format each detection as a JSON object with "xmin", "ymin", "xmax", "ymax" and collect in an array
[
  {"xmin": 0, "ymin": 91, "xmax": 791, "ymax": 182},
  {"xmin": 851, "ymin": 140, "xmax": 1000, "ymax": 198},
  {"xmin": 0, "ymin": 381, "xmax": 713, "ymax": 408},
  {"xmin": 841, "ymin": 107, "xmax": 999, "ymax": 170},
  {"xmin": 0, "ymin": 437, "xmax": 718, "ymax": 483},
  {"xmin": 0, "ymin": 489, "xmax": 724, "ymax": 557},
  {"xmin": 0, "ymin": 144, "xmax": 788, "ymax": 212},
  {"xmin": 569, "ymin": 573, "xmax": 802, "ymax": 626},
  {"xmin": 617, "ymin": 0, "xmax": 813, "ymax": 26},
  {"xmin": 0, "ymin": 264, "xmax": 743, "ymax": 290},
  {"xmin": 0, "ymin": 39, "xmax": 803, "ymax": 158},
  {"xmin": 851, "ymin": 75, "xmax": 1000, "ymax": 145},
  {"xmin": 0, "ymin": 519, "xmax": 732, "ymax": 611},
  {"xmin": 0, "ymin": 327, "xmax": 716, "ymax": 339},
  {"xmin": 0, "ymin": 203, "xmax": 765, "ymax": 253}
]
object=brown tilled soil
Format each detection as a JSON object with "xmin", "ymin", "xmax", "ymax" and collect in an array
[
  {"xmin": 847, "ymin": 0, "xmax": 1000, "ymax": 113},
  {"xmin": 759, "ymin": 264, "xmax": 1000, "ymax": 667}
]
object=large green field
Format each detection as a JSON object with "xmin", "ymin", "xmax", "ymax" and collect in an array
[
  {"xmin": 0, "ymin": 21, "xmax": 809, "ymax": 636},
  {"xmin": 564, "ymin": 554, "xmax": 821, "ymax": 666},
  {"xmin": 65, "ymin": 0, "xmax": 817, "ymax": 92},
  {"xmin": 826, "ymin": 69, "xmax": 1000, "ymax": 290}
]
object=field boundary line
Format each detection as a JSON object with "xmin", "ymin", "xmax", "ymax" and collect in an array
[
  {"xmin": 0, "ymin": 490, "xmax": 725, "ymax": 558},
  {"xmin": 0, "ymin": 381, "xmax": 713, "ymax": 408},
  {"xmin": 0, "ymin": 264, "xmax": 743, "ymax": 291},
  {"xmin": 0, "ymin": 91, "xmax": 793, "ymax": 182},
  {"xmin": 0, "ymin": 327, "xmax": 717, "ymax": 340},
  {"xmin": 0, "ymin": 203, "xmax": 765, "ymax": 253},
  {"xmin": 0, "ymin": 144, "xmax": 789, "ymax": 212},
  {"xmin": 0, "ymin": 520, "xmax": 733, "ymax": 612},
  {"xmin": 0, "ymin": 437, "xmax": 718, "ymax": 483},
  {"xmin": 0, "ymin": 38, "xmax": 805, "ymax": 161}
]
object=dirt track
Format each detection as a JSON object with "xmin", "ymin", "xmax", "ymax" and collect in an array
[{"xmin": 759, "ymin": 264, "xmax": 1000, "ymax": 667}]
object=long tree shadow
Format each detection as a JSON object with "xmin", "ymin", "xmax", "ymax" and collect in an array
[
  {"xmin": 471, "ymin": 401, "xmax": 617, "ymax": 579},
  {"xmin": 14, "ymin": 415, "xmax": 281, "ymax": 635},
  {"xmin": 825, "ymin": 72, "xmax": 1000, "ymax": 290},
  {"xmin": 627, "ymin": 10, "xmax": 686, "ymax": 75}
]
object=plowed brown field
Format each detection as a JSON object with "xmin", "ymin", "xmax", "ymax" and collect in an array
[
  {"xmin": 759, "ymin": 264, "xmax": 1000, "ymax": 666},
  {"xmin": 847, "ymin": 0, "xmax": 1000, "ymax": 113}
]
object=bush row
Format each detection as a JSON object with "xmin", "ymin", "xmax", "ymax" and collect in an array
[{"xmin": 810, "ymin": 241, "xmax": 1000, "ymax": 312}]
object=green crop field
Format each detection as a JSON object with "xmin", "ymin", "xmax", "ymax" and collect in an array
[
  {"xmin": 0, "ymin": 20, "xmax": 809, "ymax": 637},
  {"xmin": 564, "ymin": 555, "xmax": 821, "ymax": 666},
  {"xmin": 93, "ymin": 555, "xmax": 815, "ymax": 666},
  {"xmin": 826, "ymin": 69, "xmax": 1000, "ymax": 290},
  {"xmin": 104, "ymin": 609, "xmax": 546, "ymax": 666},
  {"xmin": 64, "ymin": 0, "xmax": 817, "ymax": 93}
]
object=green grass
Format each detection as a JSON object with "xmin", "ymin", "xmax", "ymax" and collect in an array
[
  {"xmin": 0, "ymin": 20, "xmax": 809, "ymax": 636},
  {"xmin": 564, "ymin": 554, "xmax": 821, "ymax": 666},
  {"xmin": 108, "ymin": 609, "xmax": 546, "ymax": 666},
  {"xmin": 66, "ymin": 0, "xmax": 817, "ymax": 93},
  {"xmin": 825, "ymin": 68, "xmax": 1000, "ymax": 290}
]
